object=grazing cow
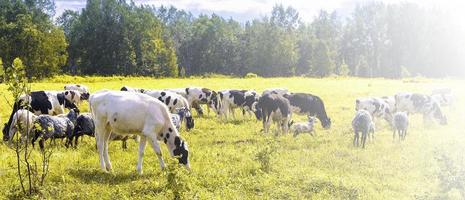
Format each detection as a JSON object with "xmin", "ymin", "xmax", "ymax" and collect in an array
[
  {"xmin": 255, "ymin": 93, "xmax": 292, "ymax": 134},
  {"xmin": 64, "ymin": 84, "xmax": 90, "ymax": 100},
  {"xmin": 395, "ymin": 93, "xmax": 447, "ymax": 125},
  {"xmin": 284, "ymin": 93, "xmax": 332, "ymax": 129},
  {"xmin": 3, "ymin": 91, "xmax": 79, "ymax": 140},
  {"xmin": 32, "ymin": 109, "xmax": 78, "ymax": 150},
  {"xmin": 431, "ymin": 88, "xmax": 454, "ymax": 107},
  {"xmin": 262, "ymin": 88, "xmax": 289, "ymax": 96},
  {"xmin": 393, "ymin": 112, "xmax": 409, "ymax": 141},
  {"xmin": 355, "ymin": 97, "xmax": 393, "ymax": 125},
  {"xmin": 170, "ymin": 107, "xmax": 191, "ymax": 131},
  {"xmin": 289, "ymin": 115, "xmax": 316, "ymax": 137},
  {"xmin": 89, "ymin": 91, "xmax": 190, "ymax": 173},
  {"xmin": 185, "ymin": 87, "xmax": 218, "ymax": 116},
  {"xmin": 217, "ymin": 90, "xmax": 259, "ymax": 120},
  {"xmin": 3, "ymin": 109, "xmax": 37, "ymax": 144},
  {"xmin": 143, "ymin": 90, "xmax": 194, "ymax": 130},
  {"xmin": 352, "ymin": 110, "xmax": 375, "ymax": 148},
  {"xmin": 120, "ymin": 86, "xmax": 145, "ymax": 93}
]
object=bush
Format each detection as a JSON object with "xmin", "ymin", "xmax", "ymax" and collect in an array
[{"xmin": 244, "ymin": 73, "xmax": 259, "ymax": 78}]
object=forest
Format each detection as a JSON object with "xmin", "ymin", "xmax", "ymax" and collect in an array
[{"xmin": 1, "ymin": 0, "xmax": 464, "ymax": 79}]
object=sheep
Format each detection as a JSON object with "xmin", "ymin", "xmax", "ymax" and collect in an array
[
  {"xmin": 31, "ymin": 109, "xmax": 78, "ymax": 150},
  {"xmin": 67, "ymin": 113, "xmax": 94, "ymax": 147},
  {"xmin": 2, "ymin": 109, "xmax": 37, "ymax": 144},
  {"xmin": 68, "ymin": 113, "xmax": 138, "ymax": 149},
  {"xmin": 289, "ymin": 115, "xmax": 317, "ymax": 137},
  {"xmin": 393, "ymin": 112, "xmax": 409, "ymax": 141},
  {"xmin": 352, "ymin": 110, "xmax": 375, "ymax": 148}
]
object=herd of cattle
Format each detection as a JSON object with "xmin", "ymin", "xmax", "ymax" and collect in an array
[{"xmin": 1, "ymin": 84, "xmax": 454, "ymax": 172}]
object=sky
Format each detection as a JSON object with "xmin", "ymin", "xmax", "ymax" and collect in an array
[{"xmin": 54, "ymin": 0, "xmax": 465, "ymax": 22}]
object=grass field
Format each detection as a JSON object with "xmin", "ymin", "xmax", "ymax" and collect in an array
[{"xmin": 0, "ymin": 76, "xmax": 464, "ymax": 199}]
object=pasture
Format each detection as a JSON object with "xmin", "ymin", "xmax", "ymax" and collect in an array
[{"xmin": 0, "ymin": 76, "xmax": 464, "ymax": 199}]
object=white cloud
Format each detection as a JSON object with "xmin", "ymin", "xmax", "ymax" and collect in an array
[{"xmin": 54, "ymin": 0, "xmax": 465, "ymax": 22}]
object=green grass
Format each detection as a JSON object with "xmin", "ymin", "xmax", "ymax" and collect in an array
[{"xmin": 0, "ymin": 76, "xmax": 464, "ymax": 199}]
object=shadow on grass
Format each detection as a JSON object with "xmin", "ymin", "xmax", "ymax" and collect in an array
[{"xmin": 67, "ymin": 168, "xmax": 148, "ymax": 184}]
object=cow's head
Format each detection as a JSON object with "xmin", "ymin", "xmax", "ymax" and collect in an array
[
  {"xmin": 2, "ymin": 123, "xmax": 9, "ymax": 141},
  {"xmin": 209, "ymin": 92, "xmax": 221, "ymax": 115},
  {"xmin": 185, "ymin": 109, "xmax": 195, "ymax": 130},
  {"xmin": 321, "ymin": 117, "xmax": 331, "ymax": 129},
  {"xmin": 81, "ymin": 92, "xmax": 90, "ymax": 100},
  {"xmin": 173, "ymin": 136, "xmax": 190, "ymax": 169}
]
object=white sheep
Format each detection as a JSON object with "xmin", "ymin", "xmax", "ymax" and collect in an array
[{"xmin": 290, "ymin": 116, "xmax": 317, "ymax": 137}]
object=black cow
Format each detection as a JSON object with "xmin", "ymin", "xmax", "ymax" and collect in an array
[
  {"xmin": 283, "ymin": 93, "xmax": 331, "ymax": 129},
  {"xmin": 255, "ymin": 93, "xmax": 292, "ymax": 134},
  {"xmin": 3, "ymin": 91, "xmax": 79, "ymax": 141}
]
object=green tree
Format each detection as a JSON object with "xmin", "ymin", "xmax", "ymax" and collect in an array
[{"xmin": 0, "ymin": 0, "xmax": 67, "ymax": 79}]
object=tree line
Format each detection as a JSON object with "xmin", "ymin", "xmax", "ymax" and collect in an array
[{"xmin": 1, "ymin": 0, "xmax": 464, "ymax": 79}]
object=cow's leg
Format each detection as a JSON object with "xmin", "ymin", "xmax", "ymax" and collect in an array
[
  {"xmin": 146, "ymin": 133, "xmax": 165, "ymax": 170},
  {"xmin": 95, "ymin": 123, "xmax": 108, "ymax": 171},
  {"xmin": 136, "ymin": 136, "xmax": 147, "ymax": 174},
  {"xmin": 230, "ymin": 107, "xmax": 236, "ymax": 120},
  {"xmin": 102, "ymin": 128, "xmax": 112, "ymax": 171}
]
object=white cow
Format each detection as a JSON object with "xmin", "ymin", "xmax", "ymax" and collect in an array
[{"xmin": 89, "ymin": 91, "xmax": 190, "ymax": 173}]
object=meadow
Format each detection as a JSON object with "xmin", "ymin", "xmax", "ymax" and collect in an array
[{"xmin": 0, "ymin": 76, "xmax": 464, "ymax": 199}]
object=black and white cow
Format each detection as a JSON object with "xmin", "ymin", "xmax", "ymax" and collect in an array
[
  {"xmin": 3, "ymin": 91, "xmax": 80, "ymax": 141},
  {"xmin": 217, "ymin": 90, "xmax": 260, "ymax": 120},
  {"xmin": 143, "ymin": 90, "xmax": 194, "ymax": 130},
  {"xmin": 431, "ymin": 88, "xmax": 454, "ymax": 107},
  {"xmin": 185, "ymin": 87, "xmax": 218, "ymax": 116},
  {"xmin": 120, "ymin": 86, "xmax": 145, "ymax": 93},
  {"xmin": 283, "ymin": 93, "xmax": 332, "ymax": 129},
  {"xmin": 255, "ymin": 93, "xmax": 292, "ymax": 134},
  {"xmin": 355, "ymin": 97, "xmax": 393, "ymax": 125},
  {"xmin": 395, "ymin": 93, "xmax": 447, "ymax": 125},
  {"xmin": 89, "ymin": 90, "xmax": 190, "ymax": 173},
  {"xmin": 64, "ymin": 84, "xmax": 90, "ymax": 100}
]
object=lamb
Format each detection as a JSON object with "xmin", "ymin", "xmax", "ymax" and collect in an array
[
  {"xmin": 32, "ymin": 109, "xmax": 78, "ymax": 150},
  {"xmin": 393, "ymin": 112, "xmax": 409, "ymax": 141},
  {"xmin": 352, "ymin": 110, "xmax": 375, "ymax": 148},
  {"xmin": 289, "ymin": 115, "xmax": 316, "ymax": 137}
]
